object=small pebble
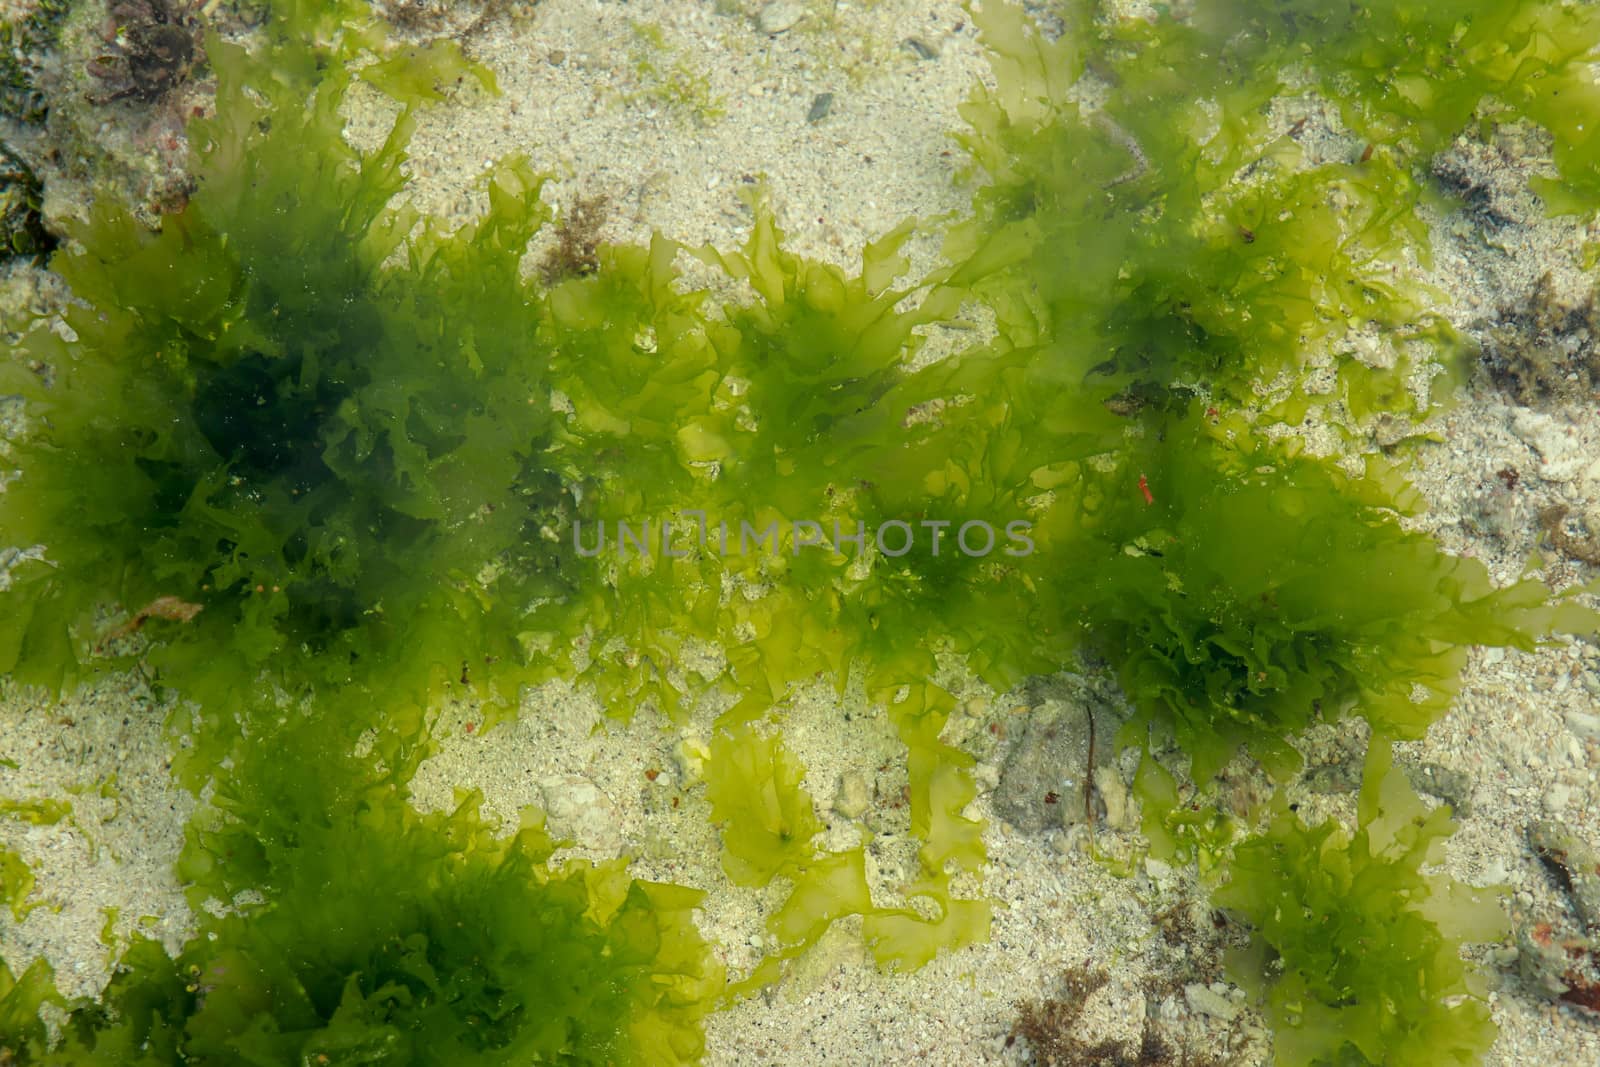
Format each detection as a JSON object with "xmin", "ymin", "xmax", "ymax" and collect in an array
[
  {"xmin": 974, "ymin": 761, "xmax": 1000, "ymax": 791},
  {"xmin": 1184, "ymin": 982, "xmax": 1239, "ymax": 1021},
  {"xmin": 536, "ymin": 775, "xmax": 619, "ymax": 851},
  {"xmin": 1567, "ymin": 710, "xmax": 1600, "ymax": 741},
  {"xmin": 806, "ymin": 92, "xmax": 833, "ymax": 124},
  {"xmin": 903, "ymin": 37, "xmax": 937, "ymax": 61},
  {"xmin": 757, "ymin": 1, "xmax": 805, "ymax": 34},
  {"xmin": 1530, "ymin": 821, "xmax": 1600, "ymax": 931},
  {"xmin": 833, "ymin": 770, "xmax": 871, "ymax": 818},
  {"xmin": 1095, "ymin": 766, "xmax": 1134, "ymax": 830}
]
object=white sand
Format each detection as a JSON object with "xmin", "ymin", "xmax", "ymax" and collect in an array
[{"xmin": 2, "ymin": 1, "xmax": 1599, "ymax": 1063}]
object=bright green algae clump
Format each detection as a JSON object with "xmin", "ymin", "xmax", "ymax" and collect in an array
[
  {"xmin": 950, "ymin": 0, "xmax": 1595, "ymax": 785},
  {"xmin": 950, "ymin": 0, "xmax": 1600, "ymax": 415},
  {"xmin": 945, "ymin": 2, "xmax": 1600, "ymax": 1064},
  {"xmin": 1031, "ymin": 408, "xmax": 1591, "ymax": 783},
  {"xmin": 2, "ymin": 0, "xmax": 1600, "ymax": 1063},
  {"xmin": 1214, "ymin": 744, "xmax": 1507, "ymax": 1067},
  {"xmin": 0, "ymin": 9, "xmax": 730, "ymax": 1064}
]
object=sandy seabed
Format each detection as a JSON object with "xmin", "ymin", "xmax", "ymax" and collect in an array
[{"xmin": 3, "ymin": 1, "xmax": 1600, "ymax": 1063}]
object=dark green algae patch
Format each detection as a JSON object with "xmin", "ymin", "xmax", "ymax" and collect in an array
[
  {"xmin": 1, "ymin": 0, "xmax": 1599, "ymax": 1063},
  {"xmin": 0, "ymin": 719, "xmax": 721, "ymax": 1066}
]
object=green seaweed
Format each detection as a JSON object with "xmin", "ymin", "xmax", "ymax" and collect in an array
[
  {"xmin": 705, "ymin": 724, "xmax": 823, "ymax": 887},
  {"xmin": 0, "ymin": 958, "xmax": 61, "ymax": 1060},
  {"xmin": 703, "ymin": 719, "xmax": 988, "ymax": 994},
  {"xmin": 1213, "ymin": 742, "xmax": 1507, "ymax": 1066},
  {"xmin": 0, "ymin": 140, "xmax": 56, "ymax": 265},
  {"xmin": 949, "ymin": 0, "xmax": 1600, "ymax": 415},
  {"xmin": 703, "ymin": 724, "xmax": 872, "ymax": 995},
  {"xmin": 625, "ymin": 21, "xmax": 725, "ymax": 128},
  {"xmin": 1033, "ymin": 406, "xmax": 1592, "ymax": 782},
  {"xmin": 11, "ymin": 714, "xmax": 721, "ymax": 1066},
  {"xmin": 1141, "ymin": 0, "xmax": 1600, "ymax": 215},
  {"xmin": 0, "ymin": 845, "xmax": 42, "ymax": 922},
  {"xmin": 357, "ymin": 39, "xmax": 499, "ymax": 102},
  {"xmin": 3, "ymin": 0, "xmax": 1600, "ymax": 1060},
  {"xmin": 1131, "ymin": 755, "xmax": 1238, "ymax": 878},
  {"xmin": 0, "ymin": 30, "xmax": 573, "ymax": 732},
  {"xmin": 0, "ymin": 798, "xmax": 70, "ymax": 826}
]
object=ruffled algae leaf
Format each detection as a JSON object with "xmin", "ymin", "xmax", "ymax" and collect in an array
[
  {"xmin": 0, "ymin": 31, "xmax": 573, "ymax": 733},
  {"xmin": 20, "ymin": 709, "xmax": 724, "ymax": 1066},
  {"xmin": 705, "ymin": 717, "xmax": 989, "ymax": 993},
  {"xmin": 0, "ymin": 958, "xmax": 61, "ymax": 1062},
  {"xmin": 0, "ymin": 845, "xmax": 41, "ymax": 922},
  {"xmin": 948, "ymin": 0, "xmax": 1600, "ymax": 415},
  {"xmin": 704, "ymin": 724, "xmax": 824, "ymax": 888},
  {"xmin": 704, "ymin": 724, "xmax": 873, "ymax": 997},
  {"xmin": 1034, "ymin": 406, "xmax": 1595, "ymax": 782},
  {"xmin": 1213, "ymin": 742, "xmax": 1508, "ymax": 1066}
]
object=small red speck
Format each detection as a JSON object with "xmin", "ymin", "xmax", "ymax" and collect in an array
[
  {"xmin": 1138, "ymin": 474, "xmax": 1154, "ymax": 506},
  {"xmin": 1205, "ymin": 406, "xmax": 1219, "ymax": 420},
  {"xmin": 1533, "ymin": 921, "xmax": 1555, "ymax": 946},
  {"xmin": 1359, "ymin": 143, "xmax": 1374, "ymax": 163},
  {"xmin": 1044, "ymin": 791, "xmax": 1060, "ymax": 804},
  {"xmin": 644, "ymin": 768, "xmax": 660, "ymax": 781},
  {"xmin": 464, "ymin": 722, "xmax": 476, "ymax": 734}
]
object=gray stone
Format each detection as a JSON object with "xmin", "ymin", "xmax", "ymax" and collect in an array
[
  {"xmin": 993, "ymin": 697, "xmax": 1102, "ymax": 831},
  {"xmin": 1302, "ymin": 758, "xmax": 1361, "ymax": 795},
  {"xmin": 1405, "ymin": 761, "xmax": 1474, "ymax": 818},
  {"xmin": 1516, "ymin": 923, "xmax": 1588, "ymax": 1001},
  {"xmin": 1094, "ymin": 765, "xmax": 1135, "ymax": 831},
  {"xmin": 1531, "ymin": 820, "xmax": 1600, "ymax": 932}
]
